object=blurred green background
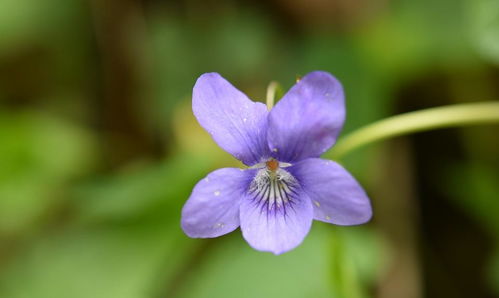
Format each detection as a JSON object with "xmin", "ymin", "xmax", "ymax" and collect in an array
[{"xmin": 0, "ymin": 0, "xmax": 498, "ymax": 297}]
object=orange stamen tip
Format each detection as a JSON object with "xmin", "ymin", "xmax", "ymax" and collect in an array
[{"xmin": 266, "ymin": 159, "xmax": 279, "ymax": 172}]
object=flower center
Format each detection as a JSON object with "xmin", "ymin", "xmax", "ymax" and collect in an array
[
  {"xmin": 248, "ymin": 160, "xmax": 298, "ymax": 213},
  {"xmin": 266, "ymin": 159, "xmax": 279, "ymax": 172}
]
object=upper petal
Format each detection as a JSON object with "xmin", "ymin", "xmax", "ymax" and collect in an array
[
  {"xmin": 181, "ymin": 167, "xmax": 255, "ymax": 238},
  {"xmin": 289, "ymin": 158, "xmax": 372, "ymax": 225},
  {"xmin": 267, "ymin": 71, "xmax": 345, "ymax": 163},
  {"xmin": 193, "ymin": 73, "xmax": 270, "ymax": 166},
  {"xmin": 239, "ymin": 170, "xmax": 314, "ymax": 255}
]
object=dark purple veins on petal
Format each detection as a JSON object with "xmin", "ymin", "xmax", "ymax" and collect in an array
[{"xmin": 247, "ymin": 168, "xmax": 300, "ymax": 219}]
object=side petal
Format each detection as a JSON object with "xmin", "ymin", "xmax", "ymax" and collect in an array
[
  {"xmin": 267, "ymin": 71, "xmax": 345, "ymax": 162},
  {"xmin": 193, "ymin": 73, "xmax": 270, "ymax": 166},
  {"xmin": 239, "ymin": 183, "xmax": 313, "ymax": 255},
  {"xmin": 290, "ymin": 158, "xmax": 372, "ymax": 225},
  {"xmin": 181, "ymin": 168, "xmax": 254, "ymax": 238}
]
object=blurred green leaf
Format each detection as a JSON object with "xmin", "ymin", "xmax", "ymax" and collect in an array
[
  {"xmin": 467, "ymin": 0, "xmax": 499, "ymax": 65},
  {"xmin": 0, "ymin": 111, "xmax": 96, "ymax": 233},
  {"xmin": 0, "ymin": 0, "xmax": 85, "ymax": 54},
  {"xmin": 73, "ymin": 153, "xmax": 211, "ymax": 222},
  {"xmin": 330, "ymin": 227, "xmax": 383, "ymax": 298},
  {"xmin": 0, "ymin": 222, "xmax": 193, "ymax": 298},
  {"xmin": 445, "ymin": 162, "xmax": 499, "ymax": 234},
  {"xmin": 0, "ymin": 152, "xmax": 214, "ymax": 298},
  {"xmin": 148, "ymin": 11, "xmax": 272, "ymax": 128},
  {"xmin": 175, "ymin": 225, "xmax": 333, "ymax": 298},
  {"xmin": 487, "ymin": 243, "xmax": 499, "ymax": 295}
]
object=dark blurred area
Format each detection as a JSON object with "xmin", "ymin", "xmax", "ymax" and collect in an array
[{"xmin": 0, "ymin": 0, "xmax": 498, "ymax": 297}]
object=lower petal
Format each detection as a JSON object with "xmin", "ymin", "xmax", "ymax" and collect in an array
[
  {"xmin": 239, "ymin": 179, "xmax": 313, "ymax": 255},
  {"xmin": 289, "ymin": 158, "xmax": 372, "ymax": 225},
  {"xmin": 181, "ymin": 168, "xmax": 254, "ymax": 238}
]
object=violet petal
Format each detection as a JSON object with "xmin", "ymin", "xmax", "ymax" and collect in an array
[
  {"xmin": 193, "ymin": 73, "xmax": 270, "ymax": 166},
  {"xmin": 181, "ymin": 167, "xmax": 254, "ymax": 238},
  {"xmin": 239, "ymin": 184, "xmax": 314, "ymax": 255},
  {"xmin": 267, "ymin": 71, "xmax": 345, "ymax": 163},
  {"xmin": 290, "ymin": 158, "xmax": 372, "ymax": 225}
]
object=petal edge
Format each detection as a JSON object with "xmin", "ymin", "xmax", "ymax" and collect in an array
[
  {"xmin": 193, "ymin": 73, "xmax": 270, "ymax": 165},
  {"xmin": 267, "ymin": 71, "xmax": 345, "ymax": 162},
  {"xmin": 239, "ymin": 182, "xmax": 314, "ymax": 255},
  {"xmin": 290, "ymin": 158, "xmax": 372, "ymax": 226},
  {"xmin": 181, "ymin": 167, "xmax": 254, "ymax": 238}
]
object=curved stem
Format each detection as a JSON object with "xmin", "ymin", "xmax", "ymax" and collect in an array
[{"xmin": 328, "ymin": 102, "xmax": 499, "ymax": 160}]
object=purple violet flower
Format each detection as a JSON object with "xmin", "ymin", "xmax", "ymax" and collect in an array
[{"xmin": 181, "ymin": 71, "xmax": 372, "ymax": 255}]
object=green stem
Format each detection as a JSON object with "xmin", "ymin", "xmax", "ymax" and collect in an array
[
  {"xmin": 266, "ymin": 81, "xmax": 278, "ymax": 110},
  {"xmin": 266, "ymin": 81, "xmax": 285, "ymax": 110},
  {"xmin": 328, "ymin": 102, "xmax": 499, "ymax": 160}
]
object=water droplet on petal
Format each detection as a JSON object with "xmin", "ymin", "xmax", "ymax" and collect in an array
[
  {"xmin": 325, "ymin": 215, "xmax": 331, "ymax": 220},
  {"xmin": 214, "ymin": 222, "xmax": 225, "ymax": 228},
  {"xmin": 314, "ymin": 200, "xmax": 321, "ymax": 207},
  {"xmin": 214, "ymin": 190, "xmax": 221, "ymax": 196}
]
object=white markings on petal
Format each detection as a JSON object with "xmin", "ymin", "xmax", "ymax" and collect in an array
[
  {"xmin": 214, "ymin": 190, "xmax": 221, "ymax": 196},
  {"xmin": 279, "ymin": 161, "xmax": 292, "ymax": 168},
  {"xmin": 248, "ymin": 167, "xmax": 299, "ymax": 214}
]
